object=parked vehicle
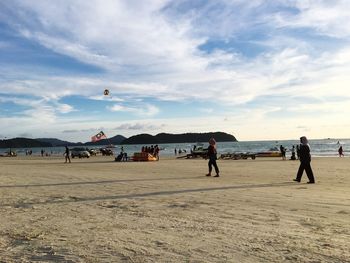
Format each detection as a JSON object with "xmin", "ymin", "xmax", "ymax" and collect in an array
[
  {"xmin": 100, "ymin": 148, "xmax": 114, "ymax": 156},
  {"xmin": 191, "ymin": 144, "xmax": 208, "ymax": 158},
  {"xmin": 255, "ymin": 151, "xmax": 282, "ymax": 157},
  {"xmin": 71, "ymin": 148, "xmax": 90, "ymax": 158},
  {"xmin": 87, "ymin": 148, "xmax": 98, "ymax": 156},
  {"xmin": 220, "ymin": 152, "xmax": 256, "ymax": 160},
  {"xmin": 0, "ymin": 150, "xmax": 17, "ymax": 157}
]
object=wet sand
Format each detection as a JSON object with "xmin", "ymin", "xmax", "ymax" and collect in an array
[{"xmin": 0, "ymin": 156, "xmax": 349, "ymax": 262}]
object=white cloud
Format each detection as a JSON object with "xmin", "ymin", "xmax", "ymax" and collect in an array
[
  {"xmin": 21, "ymin": 31, "xmax": 115, "ymax": 69},
  {"xmin": 274, "ymin": 0, "xmax": 350, "ymax": 38},
  {"xmin": 113, "ymin": 122, "xmax": 166, "ymax": 131},
  {"xmin": 88, "ymin": 95, "xmax": 124, "ymax": 102},
  {"xmin": 108, "ymin": 104, "xmax": 159, "ymax": 116},
  {"xmin": 56, "ymin": 103, "xmax": 75, "ymax": 114},
  {"xmin": 0, "ymin": 93, "xmax": 75, "ymax": 129},
  {"xmin": 1, "ymin": 1, "xmax": 350, "ymax": 140},
  {"xmin": 2, "ymin": 1, "xmax": 349, "ymax": 106},
  {"xmin": 1, "ymin": 43, "xmax": 350, "ymax": 109},
  {"xmin": 5, "ymin": 0, "xmax": 200, "ymax": 73}
]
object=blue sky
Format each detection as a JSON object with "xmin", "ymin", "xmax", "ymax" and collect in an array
[{"xmin": 1, "ymin": 0, "xmax": 350, "ymax": 142}]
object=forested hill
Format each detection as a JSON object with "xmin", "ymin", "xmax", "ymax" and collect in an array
[
  {"xmin": 36, "ymin": 138, "xmax": 83, "ymax": 147},
  {"xmin": 84, "ymin": 135, "xmax": 126, "ymax": 146},
  {"xmin": 1, "ymin": 132, "xmax": 236, "ymax": 148},
  {"xmin": 121, "ymin": 132, "xmax": 237, "ymax": 145},
  {"xmin": 0, "ymin": 138, "xmax": 52, "ymax": 148},
  {"xmin": 36, "ymin": 135, "xmax": 126, "ymax": 147}
]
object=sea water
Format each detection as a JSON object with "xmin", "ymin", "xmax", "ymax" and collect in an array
[{"xmin": 1, "ymin": 138, "xmax": 349, "ymax": 157}]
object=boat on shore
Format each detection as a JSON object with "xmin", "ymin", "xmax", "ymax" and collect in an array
[
  {"xmin": 191, "ymin": 143, "xmax": 208, "ymax": 157},
  {"xmin": 220, "ymin": 152, "xmax": 256, "ymax": 160},
  {"xmin": 255, "ymin": 151, "xmax": 282, "ymax": 157},
  {"xmin": 0, "ymin": 150, "xmax": 17, "ymax": 157}
]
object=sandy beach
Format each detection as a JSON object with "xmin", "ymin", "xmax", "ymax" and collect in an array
[{"xmin": 0, "ymin": 156, "xmax": 349, "ymax": 262}]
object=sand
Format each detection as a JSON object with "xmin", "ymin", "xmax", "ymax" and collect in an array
[{"xmin": 0, "ymin": 155, "xmax": 349, "ymax": 262}]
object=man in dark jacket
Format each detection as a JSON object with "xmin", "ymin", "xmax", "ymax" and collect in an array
[
  {"xmin": 206, "ymin": 138, "xmax": 220, "ymax": 177},
  {"xmin": 64, "ymin": 146, "xmax": 71, "ymax": 163},
  {"xmin": 294, "ymin": 136, "xmax": 315, "ymax": 183}
]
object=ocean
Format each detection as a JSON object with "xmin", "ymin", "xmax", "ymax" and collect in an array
[{"xmin": 1, "ymin": 138, "xmax": 348, "ymax": 157}]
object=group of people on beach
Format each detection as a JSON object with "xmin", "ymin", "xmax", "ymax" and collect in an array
[
  {"xmin": 25, "ymin": 149, "xmax": 33, "ymax": 155},
  {"xmin": 40, "ymin": 149, "xmax": 52, "ymax": 157},
  {"xmin": 61, "ymin": 134, "xmax": 345, "ymax": 185},
  {"xmin": 174, "ymin": 148, "xmax": 187, "ymax": 155},
  {"xmin": 280, "ymin": 143, "xmax": 345, "ymax": 161},
  {"xmin": 206, "ymin": 136, "xmax": 315, "ymax": 183},
  {"xmin": 115, "ymin": 151, "xmax": 128, "ymax": 162},
  {"xmin": 280, "ymin": 144, "xmax": 301, "ymax": 160},
  {"xmin": 141, "ymin": 145, "xmax": 160, "ymax": 158}
]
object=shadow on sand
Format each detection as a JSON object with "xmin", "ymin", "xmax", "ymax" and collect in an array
[
  {"xmin": 0, "ymin": 176, "xmax": 204, "ymax": 188},
  {"xmin": 2, "ymin": 182, "xmax": 295, "ymax": 207}
]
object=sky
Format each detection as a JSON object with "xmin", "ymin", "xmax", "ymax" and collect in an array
[{"xmin": 1, "ymin": 0, "xmax": 350, "ymax": 142}]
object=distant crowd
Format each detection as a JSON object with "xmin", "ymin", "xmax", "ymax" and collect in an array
[
  {"xmin": 26, "ymin": 149, "xmax": 52, "ymax": 156},
  {"xmin": 279, "ymin": 144, "xmax": 309, "ymax": 160},
  {"xmin": 279, "ymin": 145, "xmax": 298, "ymax": 160},
  {"xmin": 279, "ymin": 144, "xmax": 345, "ymax": 160},
  {"xmin": 141, "ymin": 145, "xmax": 160, "ymax": 157}
]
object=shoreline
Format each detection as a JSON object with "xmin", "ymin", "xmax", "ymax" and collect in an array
[{"xmin": 1, "ymin": 138, "xmax": 348, "ymax": 158}]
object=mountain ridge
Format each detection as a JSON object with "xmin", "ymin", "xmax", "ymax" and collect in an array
[
  {"xmin": 122, "ymin": 132, "xmax": 237, "ymax": 144},
  {"xmin": 0, "ymin": 132, "xmax": 236, "ymax": 148}
]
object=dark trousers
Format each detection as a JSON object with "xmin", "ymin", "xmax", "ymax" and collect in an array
[
  {"xmin": 208, "ymin": 158, "xmax": 219, "ymax": 174},
  {"xmin": 296, "ymin": 161, "xmax": 315, "ymax": 182}
]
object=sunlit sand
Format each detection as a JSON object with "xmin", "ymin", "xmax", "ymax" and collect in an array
[{"xmin": 1, "ymin": 156, "xmax": 349, "ymax": 262}]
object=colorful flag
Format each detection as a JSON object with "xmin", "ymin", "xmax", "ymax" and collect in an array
[{"xmin": 91, "ymin": 131, "xmax": 107, "ymax": 142}]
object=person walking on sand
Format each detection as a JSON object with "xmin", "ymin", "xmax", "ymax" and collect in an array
[
  {"xmin": 293, "ymin": 136, "xmax": 315, "ymax": 184},
  {"xmin": 64, "ymin": 146, "xmax": 71, "ymax": 163},
  {"xmin": 290, "ymin": 145, "xmax": 296, "ymax": 160},
  {"xmin": 296, "ymin": 144, "xmax": 300, "ymax": 160},
  {"xmin": 206, "ymin": 138, "xmax": 220, "ymax": 177},
  {"xmin": 338, "ymin": 146, "xmax": 344, "ymax": 157},
  {"xmin": 280, "ymin": 145, "xmax": 286, "ymax": 160}
]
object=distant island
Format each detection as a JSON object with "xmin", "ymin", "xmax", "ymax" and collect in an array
[
  {"xmin": 36, "ymin": 135, "xmax": 127, "ymax": 147},
  {"xmin": 122, "ymin": 132, "xmax": 237, "ymax": 144},
  {"xmin": 0, "ymin": 138, "xmax": 52, "ymax": 148},
  {"xmin": 0, "ymin": 132, "xmax": 236, "ymax": 148}
]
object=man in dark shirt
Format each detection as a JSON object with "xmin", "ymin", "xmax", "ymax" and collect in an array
[
  {"xmin": 294, "ymin": 136, "xmax": 315, "ymax": 183},
  {"xmin": 64, "ymin": 146, "xmax": 71, "ymax": 163},
  {"xmin": 206, "ymin": 138, "xmax": 220, "ymax": 177}
]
